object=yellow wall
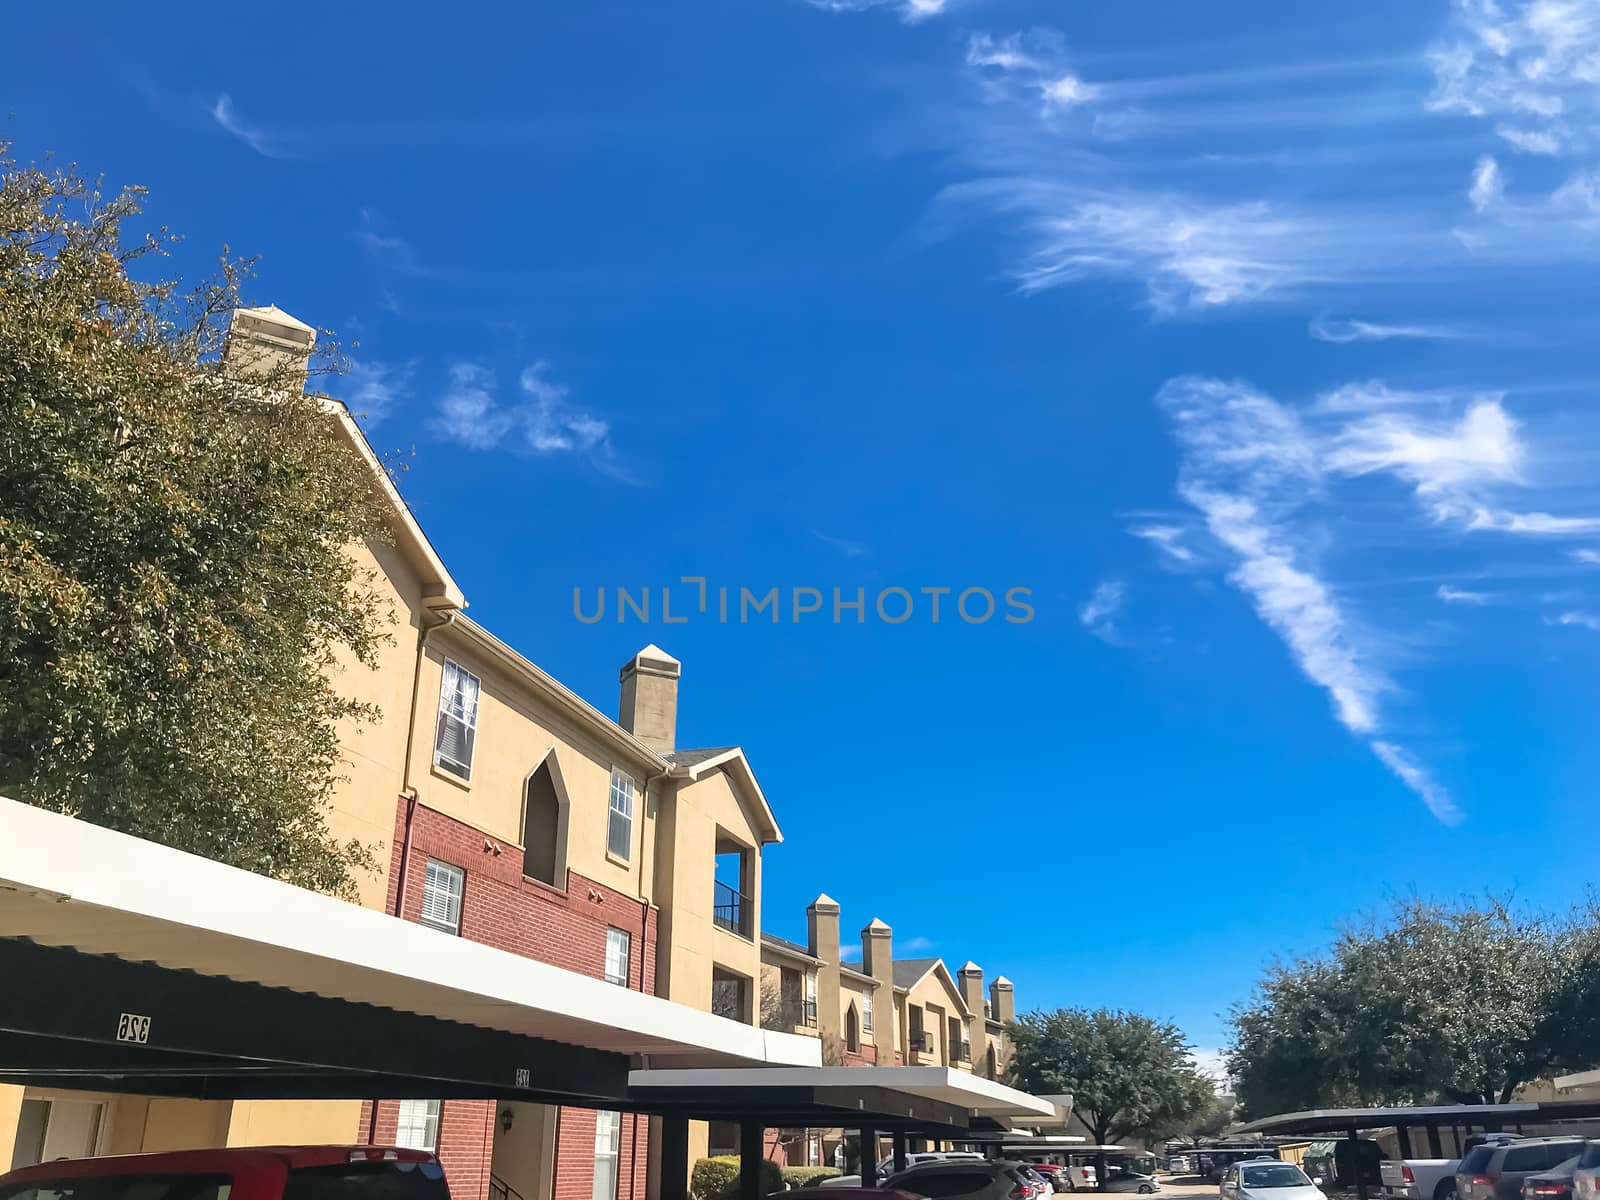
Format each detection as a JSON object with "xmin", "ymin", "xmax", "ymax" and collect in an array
[
  {"xmin": 139, "ymin": 1099, "xmax": 233, "ymax": 1152},
  {"xmin": 226, "ymin": 1099, "xmax": 362, "ymax": 1147},
  {"xmin": 408, "ymin": 637, "xmax": 655, "ymax": 899},
  {"xmin": 0, "ymin": 1085, "xmax": 23, "ymax": 1168}
]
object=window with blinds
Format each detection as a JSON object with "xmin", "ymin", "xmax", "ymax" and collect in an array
[
  {"xmin": 395, "ymin": 1099, "xmax": 441, "ymax": 1151},
  {"xmin": 592, "ymin": 1111, "xmax": 622, "ymax": 1200},
  {"xmin": 419, "ymin": 859, "xmax": 464, "ymax": 934},
  {"xmin": 607, "ymin": 769, "xmax": 635, "ymax": 861},
  {"xmin": 433, "ymin": 660, "xmax": 481, "ymax": 780},
  {"xmin": 863, "ymin": 989, "xmax": 874, "ymax": 1031},
  {"xmin": 605, "ymin": 927, "xmax": 631, "ymax": 987}
]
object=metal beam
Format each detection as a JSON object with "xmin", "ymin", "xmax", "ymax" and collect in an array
[
  {"xmin": 860, "ymin": 1125, "xmax": 878, "ymax": 1188},
  {"xmin": 0, "ymin": 939, "xmax": 627, "ymax": 1104},
  {"xmin": 662, "ymin": 1117, "xmax": 690, "ymax": 1200},
  {"xmin": 740, "ymin": 1120, "xmax": 765, "ymax": 1200}
]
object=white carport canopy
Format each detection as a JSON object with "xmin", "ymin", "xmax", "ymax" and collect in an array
[{"xmin": 0, "ymin": 797, "xmax": 818, "ymax": 1103}]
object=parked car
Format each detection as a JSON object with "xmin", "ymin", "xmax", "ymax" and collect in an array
[
  {"xmin": 877, "ymin": 1154, "xmax": 986, "ymax": 1178},
  {"xmin": 789, "ymin": 1190, "xmax": 922, "ymax": 1200},
  {"xmin": 1220, "ymin": 1160, "xmax": 1325, "ymax": 1200},
  {"xmin": 881, "ymin": 1159, "xmax": 1041, "ymax": 1200},
  {"xmin": 1060, "ymin": 1163, "xmax": 1098, "ymax": 1192},
  {"xmin": 1306, "ymin": 1140, "xmax": 1380, "ymax": 1190},
  {"xmin": 1458, "ymin": 1138, "xmax": 1590, "ymax": 1200},
  {"xmin": 1568, "ymin": 1142, "xmax": 1600, "ymax": 1200},
  {"xmin": 1169, "ymin": 1158, "xmax": 1194, "ymax": 1177},
  {"xmin": 0, "ymin": 1146, "xmax": 448, "ymax": 1200},
  {"xmin": 1521, "ymin": 1158, "xmax": 1582, "ymax": 1200},
  {"xmin": 1383, "ymin": 1134, "xmax": 1522, "ymax": 1200},
  {"xmin": 1102, "ymin": 1170, "xmax": 1161, "ymax": 1194},
  {"xmin": 1018, "ymin": 1166, "xmax": 1057, "ymax": 1195}
]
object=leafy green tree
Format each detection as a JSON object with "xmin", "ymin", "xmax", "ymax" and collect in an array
[
  {"xmin": 1228, "ymin": 897, "xmax": 1596, "ymax": 1118},
  {"xmin": 1009, "ymin": 1008, "xmax": 1214, "ymax": 1145},
  {"xmin": 0, "ymin": 148, "xmax": 390, "ymax": 894}
]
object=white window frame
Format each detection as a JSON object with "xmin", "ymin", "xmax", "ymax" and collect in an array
[
  {"xmin": 863, "ymin": 988, "xmax": 874, "ymax": 1031},
  {"xmin": 395, "ymin": 1099, "xmax": 441, "ymax": 1151},
  {"xmin": 433, "ymin": 659, "xmax": 481, "ymax": 780},
  {"xmin": 419, "ymin": 858, "xmax": 465, "ymax": 934},
  {"xmin": 803, "ymin": 968, "xmax": 818, "ymax": 1027},
  {"xmin": 593, "ymin": 1110, "xmax": 622, "ymax": 1200},
  {"xmin": 607, "ymin": 769, "xmax": 635, "ymax": 862},
  {"xmin": 605, "ymin": 927, "xmax": 632, "ymax": 987}
]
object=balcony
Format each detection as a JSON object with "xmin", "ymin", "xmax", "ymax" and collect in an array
[
  {"xmin": 802, "ymin": 997, "xmax": 817, "ymax": 1028},
  {"xmin": 713, "ymin": 879, "xmax": 752, "ymax": 938},
  {"xmin": 954, "ymin": 1040, "xmax": 972, "ymax": 1063}
]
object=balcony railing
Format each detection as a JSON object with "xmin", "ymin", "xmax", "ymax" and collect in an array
[
  {"xmin": 802, "ymin": 998, "xmax": 818, "ymax": 1028},
  {"xmin": 954, "ymin": 1040, "xmax": 972, "ymax": 1062},
  {"xmin": 713, "ymin": 879, "xmax": 752, "ymax": 938}
]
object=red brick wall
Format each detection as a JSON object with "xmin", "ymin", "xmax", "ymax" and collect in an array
[
  {"xmin": 372, "ymin": 800, "xmax": 657, "ymax": 1200},
  {"xmin": 841, "ymin": 1045, "xmax": 877, "ymax": 1067}
]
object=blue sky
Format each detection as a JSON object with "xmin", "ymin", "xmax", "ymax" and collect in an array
[{"xmin": 11, "ymin": 0, "xmax": 1600, "ymax": 1058}]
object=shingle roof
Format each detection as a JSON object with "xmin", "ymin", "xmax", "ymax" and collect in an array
[
  {"xmin": 893, "ymin": 957, "xmax": 942, "ymax": 990},
  {"xmin": 663, "ymin": 747, "xmax": 737, "ymax": 767}
]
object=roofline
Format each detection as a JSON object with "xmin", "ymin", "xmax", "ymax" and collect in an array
[
  {"xmin": 897, "ymin": 958, "xmax": 972, "ymax": 1018},
  {"xmin": 761, "ymin": 935, "xmax": 824, "ymax": 967},
  {"xmin": 839, "ymin": 965, "xmax": 880, "ymax": 988},
  {"xmin": 448, "ymin": 617, "xmax": 666, "ymax": 774},
  {"xmin": 322, "ymin": 399, "xmax": 465, "ymax": 612},
  {"xmin": 675, "ymin": 747, "xmax": 783, "ymax": 845}
]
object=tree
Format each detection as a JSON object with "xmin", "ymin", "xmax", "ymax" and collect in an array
[
  {"xmin": 0, "ymin": 148, "xmax": 391, "ymax": 894},
  {"xmin": 1228, "ymin": 897, "xmax": 1595, "ymax": 1118},
  {"xmin": 1008, "ymin": 1008, "xmax": 1214, "ymax": 1145}
]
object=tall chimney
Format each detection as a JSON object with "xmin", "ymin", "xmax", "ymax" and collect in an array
[
  {"xmin": 223, "ymin": 305, "xmax": 316, "ymax": 387},
  {"xmin": 862, "ymin": 918, "xmax": 895, "ymax": 1058},
  {"xmin": 619, "ymin": 644, "xmax": 680, "ymax": 754},
  {"xmin": 958, "ymin": 961, "xmax": 990, "ymax": 1074},
  {"xmin": 989, "ymin": 976, "xmax": 1015, "ymax": 1025},
  {"xmin": 808, "ymin": 895, "xmax": 843, "ymax": 1064}
]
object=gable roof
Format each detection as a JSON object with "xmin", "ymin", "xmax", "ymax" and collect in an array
[
  {"xmin": 894, "ymin": 957, "xmax": 970, "ymax": 1015},
  {"xmin": 761, "ymin": 932, "xmax": 823, "ymax": 966},
  {"xmin": 665, "ymin": 746, "xmax": 783, "ymax": 844}
]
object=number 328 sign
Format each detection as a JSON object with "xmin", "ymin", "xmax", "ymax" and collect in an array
[{"xmin": 116, "ymin": 1013, "xmax": 151, "ymax": 1044}]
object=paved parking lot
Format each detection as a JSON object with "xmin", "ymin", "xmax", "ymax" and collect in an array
[{"xmin": 1147, "ymin": 1178, "xmax": 1223, "ymax": 1200}]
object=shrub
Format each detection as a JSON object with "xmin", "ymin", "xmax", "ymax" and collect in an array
[
  {"xmin": 692, "ymin": 1156, "xmax": 784, "ymax": 1200},
  {"xmin": 781, "ymin": 1167, "xmax": 841, "ymax": 1189}
]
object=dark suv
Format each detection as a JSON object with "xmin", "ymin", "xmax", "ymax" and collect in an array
[{"xmin": 1458, "ymin": 1139, "xmax": 1590, "ymax": 1200}]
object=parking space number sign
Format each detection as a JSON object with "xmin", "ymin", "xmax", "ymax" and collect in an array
[{"xmin": 116, "ymin": 1013, "xmax": 151, "ymax": 1044}]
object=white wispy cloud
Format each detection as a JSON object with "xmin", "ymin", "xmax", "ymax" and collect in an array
[
  {"xmin": 1078, "ymin": 578, "xmax": 1126, "ymax": 642},
  {"xmin": 1159, "ymin": 375, "xmax": 1462, "ymax": 823},
  {"xmin": 1469, "ymin": 155, "xmax": 1504, "ymax": 212},
  {"xmin": 337, "ymin": 359, "xmax": 414, "ymax": 428},
  {"xmin": 1310, "ymin": 316, "xmax": 1462, "ymax": 344},
  {"xmin": 431, "ymin": 360, "xmax": 632, "ymax": 479},
  {"xmin": 356, "ymin": 209, "xmax": 431, "ymax": 277},
  {"xmin": 1556, "ymin": 611, "xmax": 1600, "ymax": 631},
  {"xmin": 1316, "ymin": 381, "xmax": 1453, "ymax": 413},
  {"xmin": 210, "ymin": 94, "xmax": 284, "ymax": 158},
  {"xmin": 1428, "ymin": 0, "xmax": 1600, "ymax": 158},
  {"xmin": 1131, "ymin": 523, "xmax": 1197, "ymax": 564},
  {"xmin": 1572, "ymin": 548, "xmax": 1600, "ymax": 564},
  {"xmin": 810, "ymin": 529, "xmax": 870, "ymax": 558},
  {"xmin": 808, "ymin": 0, "xmax": 946, "ymax": 24},
  {"xmin": 899, "ymin": 935, "xmax": 938, "ymax": 953},
  {"xmin": 1438, "ymin": 584, "xmax": 1492, "ymax": 604}
]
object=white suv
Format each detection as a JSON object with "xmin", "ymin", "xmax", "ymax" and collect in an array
[{"xmin": 1569, "ymin": 1142, "xmax": 1600, "ymax": 1200}]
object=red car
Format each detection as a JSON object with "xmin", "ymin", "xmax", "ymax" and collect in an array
[{"xmin": 0, "ymin": 1146, "xmax": 448, "ymax": 1200}]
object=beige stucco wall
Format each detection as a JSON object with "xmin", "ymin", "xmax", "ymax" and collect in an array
[
  {"xmin": 321, "ymin": 537, "xmax": 430, "ymax": 912},
  {"xmin": 904, "ymin": 969, "xmax": 968, "ymax": 1067},
  {"xmin": 840, "ymin": 980, "xmax": 876, "ymax": 1049},
  {"xmin": 0, "ymin": 1084, "xmax": 23, "ymax": 1168},
  {"xmin": 407, "ymin": 636, "xmax": 657, "ymax": 899},
  {"xmin": 137, "ymin": 1098, "xmax": 234, "ymax": 1152},
  {"xmin": 656, "ymin": 771, "xmax": 764, "ymax": 1016},
  {"xmin": 225, "ymin": 1099, "xmax": 362, "ymax": 1147}
]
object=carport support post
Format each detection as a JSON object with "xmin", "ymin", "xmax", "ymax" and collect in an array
[
  {"xmin": 741, "ymin": 1120, "xmax": 765, "ymax": 1200},
  {"xmin": 1349, "ymin": 1128, "xmax": 1367, "ymax": 1200},
  {"xmin": 1426, "ymin": 1126, "xmax": 1443, "ymax": 1158},
  {"xmin": 860, "ymin": 1124, "xmax": 879, "ymax": 1187},
  {"xmin": 1396, "ymin": 1126, "xmax": 1413, "ymax": 1159},
  {"xmin": 662, "ymin": 1116, "xmax": 690, "ymax": 1200},
  {"xmin": 893, "ymin": 1133, "xmax": 908, "ymax": 1176}
]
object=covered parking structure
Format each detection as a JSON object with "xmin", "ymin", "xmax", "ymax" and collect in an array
[
  {"xmin": 1236, "ymin": 1102, "xmax": 1600, "ymax": 1200},
  {"xmin": 628, "ymin": 1067, "xmax": 1062, "ymax": 1200}
]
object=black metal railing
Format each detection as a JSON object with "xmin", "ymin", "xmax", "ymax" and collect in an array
[
  {"xmin": 802, "ymin": 998, "xmax": 818, "ymax": 1027},
  {"xmin": 954, "ymin": 1040, "xmax": 972, "ymax": 1062},
  {"xmin": 713, "ymin": 879, "xmax": 751, "ymax": 937},
  {"xmin": 490, "ymin": 1175, "xmax": 525, "ymax": 1200}
]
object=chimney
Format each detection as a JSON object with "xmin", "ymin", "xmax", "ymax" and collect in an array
[
  {"xmin": 862, "ymin": 918, "xmax": 895, "ymax": 1059},
  {"xmin": 959, "ymin": 961, "xmax": 990, "ymax": 1073},
  {"xmin": 618, "ymin": 644, "xmax": 680, "ymax": 753},
  {"xmin": 223, "ymin": 305, "xmax": 316, "ymax": 388},
  {"xmin": 990, "ymin": 976, "xmax": 1015, "ymax": 1025},
  {"xmin": 808, "ymin": 895, "xmax": 843, "ymax": 1063}
]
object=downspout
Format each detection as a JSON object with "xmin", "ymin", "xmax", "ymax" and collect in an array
[{"xmin": 369, "ymin": 605, "xmax": 456, "ymax": 1146}]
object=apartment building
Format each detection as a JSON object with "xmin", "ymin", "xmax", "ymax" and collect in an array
[
  {"xmin": 0, "ymin": 308, "xmax": 782, "ymax": 1200},
  {"xmin": 756, "ymin": 898, "xmax": 1020, "ymax": 1165}
]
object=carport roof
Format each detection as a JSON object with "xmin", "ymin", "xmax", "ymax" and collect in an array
[
  {"xmin": 0, "ymin": 797, "xmax": 820, "ymax": 1073},
  {"xmin": 627, "ymin": 1066, "xmax": 1061, "ymax": 1133},
  {"xmin": 1235, "ymin": 1100, "xmax": 1600, "ymax": 1135}
]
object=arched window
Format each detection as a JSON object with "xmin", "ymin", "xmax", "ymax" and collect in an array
[
  {"xmin": 986, "ymin": 1044, "xmax": 997, "ymax": 1079},
  {"xmin": 522, "ymin": 759, "xmax": 564, "ymax": 885},
  {"xmin": 845, "ymin": 1003, "xmax": 861, "ymax": 1054}
]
